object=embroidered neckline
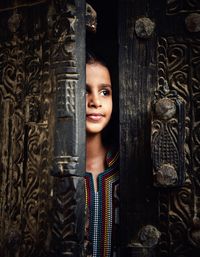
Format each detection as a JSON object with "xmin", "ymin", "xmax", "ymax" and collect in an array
[
  {"xmin": 85, "ymin": 150, "xmax": 119, "ymax": 176},
  {"xmin": 84, "ymin": 150, "xmax": 119, "ymax": 257}
]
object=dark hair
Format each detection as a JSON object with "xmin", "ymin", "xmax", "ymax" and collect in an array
[
  {"xmin": 86, "ymin": 51, "xmax": 108, "ymax": 68},
  {"xmin": 86, "ymin": 51, "xmax": 119, "ymax": 150}
]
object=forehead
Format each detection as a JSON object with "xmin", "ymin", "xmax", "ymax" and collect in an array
[
  {"xmin": 86, "ymin": 63, "xmax": 111, "ymax": 85},
  {"xmin": 86, "ymin": 62, "xmax": 109, "ymax": 73}
]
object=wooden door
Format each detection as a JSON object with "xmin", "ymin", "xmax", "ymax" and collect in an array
[
  {"xmin": 0, "ymin": 1, "xmax": 85, "ymax": 256},
  {"xmin": 1, "ymin": 1, "xmax": 200, "ymax": 257},
  {"xmin": 119, "ymin": 0, "xmax": 200, "ymax": 257}
]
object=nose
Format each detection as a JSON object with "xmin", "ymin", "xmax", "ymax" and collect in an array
[{"xmin": 88, "ymin": 93, "xmax": 102, "ymax": 108}]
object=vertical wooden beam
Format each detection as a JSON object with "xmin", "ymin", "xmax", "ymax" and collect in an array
[
  {"xmin": 118, "ymin": 0, "xmax": 158, "ymax": 255},
  {"xmin": 50, "ymin": 0, "xmax": 85, "ymax": 256}
]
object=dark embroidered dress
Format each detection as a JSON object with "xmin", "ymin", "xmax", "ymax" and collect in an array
[{"xmin": 85, "ymin": 151, "xmax": 119, "ymax": 257}]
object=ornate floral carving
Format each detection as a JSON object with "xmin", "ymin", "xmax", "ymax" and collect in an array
[
  {"xmin": 152, "ymin": 38, "xmax": 186, "ymax": 188},
  {"xmin": 156, "ymin": 36, "xmax": 200, "ymax": 256},
  {"xmin": 0, "ymin": 2, "xmax": 53, "ymax": 257}
]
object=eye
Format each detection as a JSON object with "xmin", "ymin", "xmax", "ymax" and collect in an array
[
  {"xmin": 86, "ymin": 85, "xmax": 90, "ymax": 95},
  {"xmin": 100, "ymin": 89, "xmax": 110, "ymax": 96}
]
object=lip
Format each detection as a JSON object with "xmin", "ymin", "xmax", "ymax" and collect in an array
[{"xmin": 86, "ymin": 113, "xmax": 104, "ymax": 121}]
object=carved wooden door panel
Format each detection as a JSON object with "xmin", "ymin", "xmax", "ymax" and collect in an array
[
  {"xmin": 0, "ymin": 1, "xmax": 85, "ymax": 257},
  {"xmin": 119, "ymin": 0, "xmax": 200, "ymax": 257}
]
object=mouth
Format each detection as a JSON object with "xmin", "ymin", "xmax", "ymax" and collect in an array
[{"xmin": 86, "ymin": 113, "xmax": 104, "ymax": 121}]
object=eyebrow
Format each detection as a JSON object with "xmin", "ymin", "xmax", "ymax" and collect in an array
[{"xmin": 86, "ymin": 83, "xmax": 112, "ymax": 88}]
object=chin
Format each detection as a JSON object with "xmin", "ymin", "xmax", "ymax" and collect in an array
[
  {"xmin": 86, "ymin": 124, "xmax": 105, "ymax": 134},
  {"xmin": 86, "ymin": 126, "xmax": 104, "ymax": 135},
  {"xmin": 86, "ymin": 130, "xmax": 102, "ymax": 135}
]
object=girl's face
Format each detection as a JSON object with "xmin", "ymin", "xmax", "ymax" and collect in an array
[{"xmin": 86, "ymin": 62, "xmax": 113, "ymax": 135}]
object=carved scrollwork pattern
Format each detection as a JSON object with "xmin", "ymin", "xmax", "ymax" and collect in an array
[
  {"xmin": 151, "ymin": 87, "xmax": 185, "ymax": 187},
  {"xmin": 167, "ymin": 0, "xmax": 200, "ymax": 15},
  {"xmin": 156, "ymin": 37, "xmax": 200, "ymax": 256},
  {"xmin": 1, "ymin": 0, "xmax": 84, "ymax": 256},
  {"xmin": 50, "ymin": 177, "xmax": 85, "ymax": 257},
  {"xmin": 152, "ymin": 37, "xmax": 186, "ymax": 188},
  {"xmin": 0, "ymin": 2, "xmax": 53, "ymax": 257}
]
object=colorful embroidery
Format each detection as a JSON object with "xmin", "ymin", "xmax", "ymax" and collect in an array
[{"xmin": 85, "ymin": 151, "xmax": 119, "ymax": 257}]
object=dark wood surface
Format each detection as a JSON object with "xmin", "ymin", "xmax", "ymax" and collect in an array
[
  {"xmin": 0, "ymin": 0, "xmax": 86, "ymax": 256},
  {"xmin": 0, "ymin": 0, "xmax": 200, "ymax": 256},
  {"xmin": 118, "ymin": 0, "xmax": 158, "ymax": 252},
  {"xmin": 119, "ymin": 1, "xmax": 200, "ymax": 256}
]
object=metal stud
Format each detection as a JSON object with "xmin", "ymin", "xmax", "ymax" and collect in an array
[{"xmin": 135, "ymin": 17, "xmax": 155, "ymax": 39}]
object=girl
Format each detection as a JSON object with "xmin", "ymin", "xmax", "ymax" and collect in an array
[{"xmin": 84, "ymin": 52, "xmax": 119, "ymax": 257}]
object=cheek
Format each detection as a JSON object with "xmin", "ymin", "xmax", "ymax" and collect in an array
[
  {"xmin": 110, "ymin": 105, "xmax": 113, "ymax": 116},
  {"xmin": 86, "ymin": 95, "xmax": 90, "ymax": 106},
  {"xmin": 107, "ymin": 100, "xmax": 113, "ymax": 118},
  {"xmin": 110, "ymin": 100, "xmax": 113, "ymax": 113}
]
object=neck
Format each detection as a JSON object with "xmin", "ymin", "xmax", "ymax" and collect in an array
[{"xmin": 86, "ymin": 133, "xmax": 107, "ymax": 173}]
